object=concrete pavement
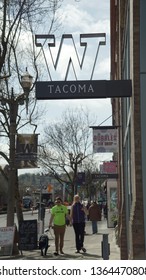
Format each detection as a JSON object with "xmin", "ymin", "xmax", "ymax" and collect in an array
[{"xmin": 0, "ymin": 218, "xmax": 120, "ymax": 260}]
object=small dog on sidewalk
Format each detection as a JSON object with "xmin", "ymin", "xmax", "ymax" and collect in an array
[{"xmin": 39, "ymin": 233, "xmax": 49, "ymax": 256}]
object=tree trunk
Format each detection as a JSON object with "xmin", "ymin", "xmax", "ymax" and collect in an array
[{"xmin": 15, "ymin": 170, "xmax": 23, "ymax": 222}]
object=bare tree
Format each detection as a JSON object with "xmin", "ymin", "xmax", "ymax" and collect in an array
[
  {"xmin": 39, "ymin": 107, "xmax": 95, "ymax": 199},
  {"xmin": 82, "ymin": 158, "xmax": 97, "ymax": 199},
  {"xmin": 0, "ymin": 0, "xmax": 82, "ymax": 256},
  {"xmin": 0, "ymin": 0, "xmax": 61, "ymax": 228},
  {"xmin": 0, "ymin": 0, "xmax": 79, "ymax": 228},
  {"xmin": 0, "ymin": 0, "xmax": 63, "ymax": 78}
]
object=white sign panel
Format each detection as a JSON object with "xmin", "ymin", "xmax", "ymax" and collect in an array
[
  {"xmin": 93, "ymin": 128, "xmax": 118, "ymax": 153},
  {"xmin": 0, "ymin": 226, "xmax": 15, "ymax": 246}
]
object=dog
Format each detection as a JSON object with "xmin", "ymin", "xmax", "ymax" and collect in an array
[{"xmin": 39, "ymin": 233, "xmax": 49, "ymax": 256}]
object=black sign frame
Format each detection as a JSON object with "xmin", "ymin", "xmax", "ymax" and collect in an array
[
  {"xmin": 18, "ymin": 219, "xmax": 38, "ymax": 251},
  {"xmin": 36, "ymin": 79, "xmax": 132, "ymax": 100}
]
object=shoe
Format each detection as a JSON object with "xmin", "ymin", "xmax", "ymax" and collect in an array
[
  {"xmin": 75, "ymin": 250, "xmax": 80, "ymax": 253},
  {"xmin": 60, "ymin": 251, "xmax": 64, "ymax": 255},
  {"xmin": 81, "ymin": 247, "xmax": 86, "ymax": 253},
  {"xmin": 54, "ymin": 252, "xmax": 59, "ymax": 256}
]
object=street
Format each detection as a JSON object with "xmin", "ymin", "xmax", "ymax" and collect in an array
[{"xmin": 0, "ymin": 208, "xmax": 51, "ymax": 230}]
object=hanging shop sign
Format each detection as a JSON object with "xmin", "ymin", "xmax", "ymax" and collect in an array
[
  {"xmin": 92, "ymin": 173, "xmax": 118, "ymax": 179},
  {"xmin": 36, "ymin": 79, "xmax": 132, "ymax": 99},
  {"xmin": 35, "ymin": 33, "xmax": 132, "ymax": 99},
  {"xmin": 91, "ymin": 126, "xmax": 118, "ymax": 153},
  {"xmin": 100, "ymin": 161, "xmax": 118, "ymax": 174},
  {"xmin": 15, "ymin": 134, "xmax": 38, "ymax": 169}
]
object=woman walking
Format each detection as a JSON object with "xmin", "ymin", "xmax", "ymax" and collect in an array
[
  {"xmin": 70, "ymin": 194, "xmax": 87, "ymax": 253},
  {"xmin": 49, "ymin": 197, "xmax": 70, "ymax": 255}
]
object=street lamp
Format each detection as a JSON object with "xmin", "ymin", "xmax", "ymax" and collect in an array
[
  {"xmin": 0, "ymin": 69, "xmax": 33, "ymax": 227},
  {"xmin": 21, "ymin": 68, "xmax": 33, "ymax": 113},
  {"xmin": 69, "ymin": 152, "xmax": 83, "ymax": 195}
]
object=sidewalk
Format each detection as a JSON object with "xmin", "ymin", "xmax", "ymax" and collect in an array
[{"xmin": 1, "ymin": 219, "xmax": 120, "ymax": 260}]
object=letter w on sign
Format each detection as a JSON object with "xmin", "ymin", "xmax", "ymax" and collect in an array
[{"xmin": 35, "ymin": 33, "xmax": 106, "ymax": 81}]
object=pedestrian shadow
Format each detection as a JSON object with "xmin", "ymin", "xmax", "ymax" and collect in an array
[
  {"xmin": 81, "ymin": 252, "xmax": 102, "ymax": 259},
  {"xmin": 12, "ymin": 252, "xmax": 102, "ymax": 260},
  {"xmin": 53, "ymin": 252, "xmax": 102, "ymax": 260}
]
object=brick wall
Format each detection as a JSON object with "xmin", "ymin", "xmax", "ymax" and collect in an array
[{"xmin": 110, "ymin": 0, "xmax": 145, "ymax": 259}]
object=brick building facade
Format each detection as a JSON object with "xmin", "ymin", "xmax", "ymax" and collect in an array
[{"xmin": 110, "ymin": 0, "xmax": 146, "ymax": 259}]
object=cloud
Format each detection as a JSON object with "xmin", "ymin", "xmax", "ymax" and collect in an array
[
  {"xmin": 39, "ymin": 0, "xmax": 110, "ymax": 81},
  {"xmin": 37, "ymin": 98, "xmax": 112, "ymax": 127},
  {"xmin": 58, "ymin": 2, "xmax": 110, "ymax": 35}
]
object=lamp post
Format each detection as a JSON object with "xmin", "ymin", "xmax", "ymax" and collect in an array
[
  {"xmin": 21, "ymin": 68, "xmax": 33, "ymax": 113},
  {"xmin": 69, "ymin": 153, "xmax": 83, "ymax": 195},
  {"xmin": 0, "ymin": 69, "xmax": 33, "ymax": 227}
]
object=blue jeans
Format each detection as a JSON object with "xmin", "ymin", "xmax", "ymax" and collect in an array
[{"xmin": 92, "ymin": 221, "xmax": 98, "ymax": 234}]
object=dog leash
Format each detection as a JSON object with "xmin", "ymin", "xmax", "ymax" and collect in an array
[{"xmin": 44, "ymin": 227, "xmax": 54, "ymax": 239}]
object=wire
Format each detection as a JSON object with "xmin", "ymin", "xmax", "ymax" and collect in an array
[{"xmin": 97, "ymin": 114, "xmax": 112, "ymax": 127}]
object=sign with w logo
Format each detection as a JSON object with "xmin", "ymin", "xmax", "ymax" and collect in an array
[
  {"xmin": 15, "ymin": 134, "xmax": 38, "ymax": 169},
  {"xmin": 35, "ymin": 33, "xmax": 106, "ymax": 81},
  {"xmin": 35, "ymin": 33, "xmax": 132, "ymax": 99}
]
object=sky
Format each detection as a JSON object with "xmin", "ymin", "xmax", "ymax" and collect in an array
[
  {"xmin": 36, "ymin": 0, "xmax": 111, "ymax": 127},
  {"xmin": 0, "ymin": 0, "xmax": 113, "ymax": 173}
]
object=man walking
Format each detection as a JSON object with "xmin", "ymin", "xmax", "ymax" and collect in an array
[{"xmin": 88, "ymin": 201, "xmax": 101, "ymax": 234}]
